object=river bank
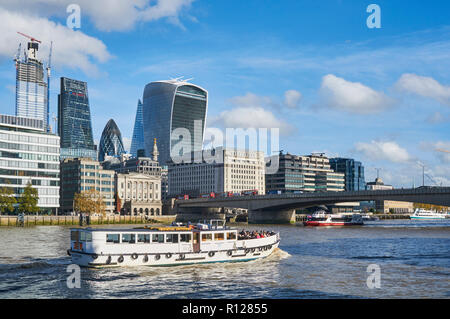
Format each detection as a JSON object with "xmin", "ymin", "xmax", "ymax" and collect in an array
[{"xmin": 0, "ymin": 215, "xmax": 177, "ymax": 227}]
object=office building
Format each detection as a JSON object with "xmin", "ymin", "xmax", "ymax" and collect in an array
[
  {"xmin": 168, "ymin": 147, "xmax": 265, "ymax": 197},
  {"xmin": 329, "ymin": 158, "xmax": 365, "ymax": 191},
  {"xmin": 115, "ymin": 172, "xmax": 162, "ymax": 216},
  {"xmin": 98, "ymin": 119, "xmax": 126, "ymax": 162},
  {"xmin": 60, "ymin": 158, "xmax": 115, "ymax": 214},
  {"xmin": 58, "ymin": 77, "xmax": 97, "ymax": 160},
  {"xmin": 0, "ymin": 114, "xmax": 60, "ymax": 213},
  {"xmin": 366, "ymin": 177, "xmax": 414, "ymax": 213},
  {"xmin": 15, "ymin": 40, "xmax": 48, "ymax": 128},
  {"xmin": 142, "ymin": 79, "xmax": 208, "ymax": 166},
  {"xmin": 103, "ymin": 139, "xmax": 167, "ymax": 200},
  {"xmin": 265, "ymin": 152, "xmax": 345, "ymax": 193},
  {"xmin": 130, "ymin": 99, "xmax": 145, "ymax": 158}
]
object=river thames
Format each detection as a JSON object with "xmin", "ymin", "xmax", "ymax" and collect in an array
[{"xmin": 0, "ymin": 219, "xmax": 448, "ymax": 299}]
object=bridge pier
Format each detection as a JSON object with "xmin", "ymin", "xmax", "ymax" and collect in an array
[{"xmin": 248, "ymin": 209, "xmax": 296, "ymax": 224}]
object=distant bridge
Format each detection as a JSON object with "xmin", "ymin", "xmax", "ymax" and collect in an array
[{"xmin": 175, "ymin": 187, "xmax": 450, "ymax": 223}]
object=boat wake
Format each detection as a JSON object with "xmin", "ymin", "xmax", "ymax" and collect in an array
[{"xmin": 265, "ymin": 248, "xmax": 291, "ymax": 261}]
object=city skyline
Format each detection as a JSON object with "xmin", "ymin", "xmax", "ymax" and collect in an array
[{"xmin": 0, "ymin": 1, "xmax": 449, "ymax": 188}]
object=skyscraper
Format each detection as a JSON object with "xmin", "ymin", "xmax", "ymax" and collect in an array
[
  {"xmin": 98, "ymin": 119, "xmax": 126, "ymax": 162},
  {"xmin": 329, "ymin": 158, "xmax": 365, "ymax": 191},
  {"xmin": 130, "ymin": 99, "xmax": 145, "ymax": 158},
  {"xmin": 58, "ymin": 77, "xmax": 97, "ymax": 160},
  {"xmin": 15, "ymin": 39, "xmax": 48, "ymax": 128},
  {"xmin": 142, "ymin": 79, "xmax": 208, "ymax": 165}
]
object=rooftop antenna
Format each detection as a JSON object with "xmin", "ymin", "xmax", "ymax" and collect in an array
[
  {"xmin": 52, "ymin": 113, "xmax": 57, "ymax": 135},
  {"xmin": 374, "ymin": 168, "xmax": 381, "ymax": 179}
]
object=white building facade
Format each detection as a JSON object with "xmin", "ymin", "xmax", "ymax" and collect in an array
[
  {"xmin": 116, "ymin": 172, "xmax": 162, "ymax": 215},
  {"xmin": 0, "ymin": 114, "xmax": 60, "ymax": 212},
  {"xmin": 168, "ymin": 148, "xmax": 265, "ymax": 196}
]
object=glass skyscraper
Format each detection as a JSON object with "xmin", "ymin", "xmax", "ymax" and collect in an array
[
  {"xmin": 58, "ymin": 77, "xmax": 97, "ymax": 160},
  {"xmin": 142, "ymin": 80, "xmax": 208, "ymax": 165},
  {"xmin": 329, "ymin": 158, "xmax": 366, "ymax": 191},
  {"xmin": 130, "ymin": 99, "xmax": 145, "ymax": 158},
  {"xmin": 98, "ymin": 119, "xmax": 126, "ymax": 162},
  {"xmin": 15, "ymin": 41, "xmax": 48, "ymax": 128}
]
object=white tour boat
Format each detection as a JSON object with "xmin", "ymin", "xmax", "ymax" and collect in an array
[
  {"xmin": 303, "ymin": 210, "xmax": 364, "ymax": 226},
  {"xmin": 68, "ymin": 220, "xmax": 280, "ymax": 268},
  {"xmin": 410, "ymin": 208, "xmax": 447, "ymax": 220}
]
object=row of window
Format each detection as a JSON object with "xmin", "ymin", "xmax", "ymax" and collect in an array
[
  {"xmin": 0, "ymin": 151, "xmax": 59, "ymax": 162},
  {"xmin": 0, "ymin": 142, "xmax": 59, "ymax": 154},
  {"xmin": 104, "ymin": 231, "xmax": 237, "ymax": 244},
  {"xmin": 0, "ymin": 132, "xmax": 59, "ymax": 145},
  {"xmin": 106, "ymin": 233, "xmax": 191, "ymax": 244}
]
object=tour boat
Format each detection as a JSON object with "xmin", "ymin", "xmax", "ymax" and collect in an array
[
  {"xmin": 68, "ymin": 220, "xmax": 280, "ymax": 268},
  {"xmin": 303, "ymin": 210, "xmax": 364, "ymax": 226},
  {"xmin": 410, "ymin": 209, "xmax": 447, "ymax": 220}
]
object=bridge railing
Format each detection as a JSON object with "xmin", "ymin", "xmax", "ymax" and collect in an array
[{"xmin": 176, "ymin": 187, "xmax": 450, "ymax": 203}]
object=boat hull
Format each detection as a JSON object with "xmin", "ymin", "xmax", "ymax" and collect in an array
[
  {"xmin": 303, "ymin": 221, "xmax": 363, "ymax": 227},
  {"xmin": 410, "ymin": 216, "xmax": 446, "ymax": 220},
  {"xmin": 69, "ymin": 237, "xmax": 280, "ymax": 268}
]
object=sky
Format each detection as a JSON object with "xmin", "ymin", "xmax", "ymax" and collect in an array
[{"xmin": 0, "ymin": 0, "xmax": 449, "ymax": 188}]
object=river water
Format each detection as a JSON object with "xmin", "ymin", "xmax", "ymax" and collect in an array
[{"xmin": 0, "ymin": 219, "xmax": 448, "ymax": 299}]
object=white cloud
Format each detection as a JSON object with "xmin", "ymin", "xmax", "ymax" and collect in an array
[
  {"xmin": 212, "ymin": 106, "xmax": 295, "ymax": 136},
  {"xmin": 395, "ymin": 73, "xmax": 450, "ymax": 106},
  {"xmin": 319, "ymin": 74, "xmax": 394, "ymax": 114},
  {"xmin": 0, "ymin": 0, "xmax": 195, "ymax": 32},
  {"xmin": 421, "ymin": 141, "xmax": 450, "ymax": 163},
  {"xmin": 354, "ymin": 140, "xmax": 412, "ymax": 163},
  {"xmin": 0, "ymin": 7, "xmax": 111, "ymax": 75},
  {"xmin": 284, "ymin": 90, "xmax": 302, "ymax": 108},
  {"xmin": 426, "ymin": 112, "xmax": 450, "ymax": 124}
]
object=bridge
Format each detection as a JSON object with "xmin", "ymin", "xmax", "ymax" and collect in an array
[{"xmin": 174, "ymin": 187, "xmax": 450, "ymax": 223}]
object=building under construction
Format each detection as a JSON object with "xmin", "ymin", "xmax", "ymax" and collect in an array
[{"xmin": 14, "ymin": 33, "xmax": 48, "ymax": 129}]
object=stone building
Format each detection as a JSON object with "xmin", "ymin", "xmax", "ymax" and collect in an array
[{"xmin": 115, "ymin": 172, "xmax": 162, "ymax": 216}]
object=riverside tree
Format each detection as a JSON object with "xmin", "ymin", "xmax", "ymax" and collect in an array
[
  {"xmin": 18, "ymin": 182, "xmax": 39, "ymax": 215},
  {"xmin": 0, "ymin": 185, "xmax": 17, "ymax": 215},
  {"xmin": 74, "ymin": 188, "xmax": 106, "ymax": 216}
]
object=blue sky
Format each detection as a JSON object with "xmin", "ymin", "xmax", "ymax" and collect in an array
[{"xmin": 0, "ymin": 0, "xmax": 449, "ymax": 187}]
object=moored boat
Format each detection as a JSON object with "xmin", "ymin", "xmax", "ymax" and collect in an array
[
  {"xmin": 410, "ymin": 208, "xmax": 447, "ymax": 220},
  {"xmin": 304, "ymin": 210, "xmax": 364, "ymax": 226},
  {"xmin": 68, "ymin": 220, "xmax": 280, "ymax": 268}
]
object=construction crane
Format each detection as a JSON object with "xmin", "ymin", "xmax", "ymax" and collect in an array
[
  {"xmin": 17, "ymin": 32, "xmax": 41, "ymax": 43},
  {"xmin": 17, "ymin": 32, "xmax": 41, "ymax": 62},
  {"xmin": 14, "ymin": 43, "xmax": 22, "ymax": 68},
  {"xmin": 46, "ymin": 41, "xmax": 53, "ymax": 132}
]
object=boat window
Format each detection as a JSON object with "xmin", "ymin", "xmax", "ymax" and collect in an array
[
  {"xmin": 166, "ymin": 234, "xmax": 179, "ymax": 243},
  {"xmin": 180, "ymin": 234, "xmax": 191, "ymax": 243},
  {"xmin": 122, "ymin": 234, "xmax": 136, "ymax": 244},
  {"xmin": 106, "ymin": 234, "xmax": 120, "ymax": 243},
  {"xmin": 152, "ymin": 234, "xmax": 164, "ymax": 243},
  {"xmin": 71, "ymin": 230, "xmax": 78, "ymax": 241},
  {"xmin": 227, "ymin": 232, "xmax": 236, "ymax": 240},
  {"xmin": 138, "ymin": 234, "xmax": 150, "ymax": 243},
  {"xmin": 86, "ymin": 232, "xmax": 92, "ymax": 242},
  {"xmin": 202, "ymin": 233, "xmax": 212, "ymax": 242},
  {"xmin": 80, "ymin": 231, "xmax": 86, "ymax": 241},
  {"xmin": 214, "ymin": 233, "xmax": 224, "ymax": 241}
]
